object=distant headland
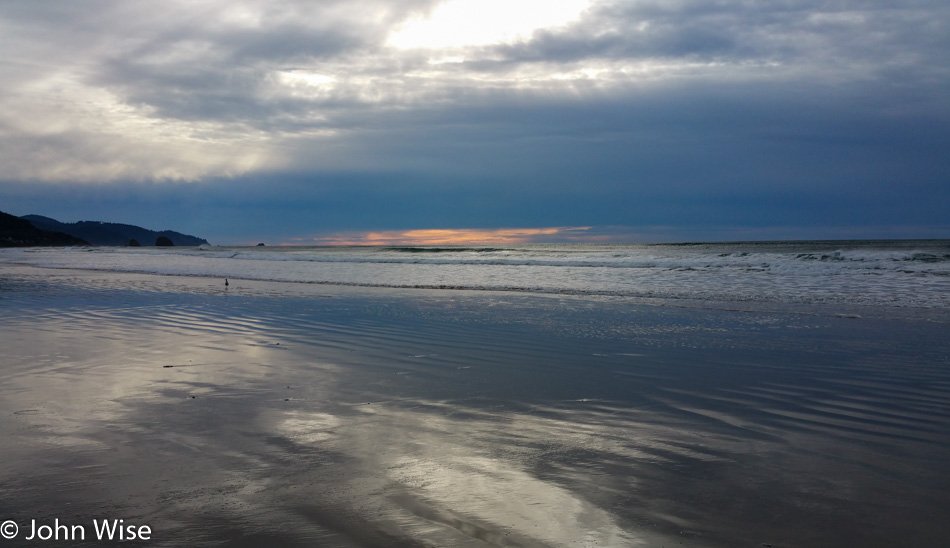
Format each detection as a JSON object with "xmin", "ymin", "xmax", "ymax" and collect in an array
[{"xmin": 1, "ymin": 210, "xmax": 209, "ymax": 247}]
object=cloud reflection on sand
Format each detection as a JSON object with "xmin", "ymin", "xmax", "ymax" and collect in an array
[{"xmin": 279, "ymin": 401, "xmax": 644, "ymax": 546}]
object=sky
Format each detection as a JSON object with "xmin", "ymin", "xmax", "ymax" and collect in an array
[{"xmin": 1, "ymin": 0, "xmax": 948, "ymax": 245}]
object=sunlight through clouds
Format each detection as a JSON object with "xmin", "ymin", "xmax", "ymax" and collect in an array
[
  {"xmin": 296, "ymin": 227, "xmax": 595, "ymax": 245},
  {"xmin": 387, "ymin": 0, "xmax": 591, "ymax": 49}
]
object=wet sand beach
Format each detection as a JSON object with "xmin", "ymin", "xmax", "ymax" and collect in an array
[{"xmin": 1, "ymin": 264, "xmax": 949, "ymax": 547}]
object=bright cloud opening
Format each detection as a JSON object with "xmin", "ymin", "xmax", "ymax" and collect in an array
[
  {"xmin": 387, "ymin": 0, "xmax": 591, "ymax": 49},
  {"xmin": 296, "ymin": 226, "xmax": 595, "ymax": 246}
]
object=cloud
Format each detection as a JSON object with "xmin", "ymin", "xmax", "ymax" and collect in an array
[
  {"xmin": 0, "ymin": 0, "xmax": 947, "ymax": 241},
  {"xmin": 387, "ymin": 0, "xmax": 592, "ymax": 49},
  {"xmin": 1, "ymin": 0, "xmax": 946, "ymax": 185}
]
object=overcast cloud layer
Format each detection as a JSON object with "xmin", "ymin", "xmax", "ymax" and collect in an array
[{"xmin": 1, "ymin": 0, "xmax": 948, "ymax": 243}]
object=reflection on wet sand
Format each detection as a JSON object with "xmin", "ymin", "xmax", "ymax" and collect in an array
[
  {"xmin": 278, "ymin": 403, "xmax": 641, "ymax": 547},
  {"xmin": 1, "ymin": 267, "xmax": 949, "ymax": 547}
]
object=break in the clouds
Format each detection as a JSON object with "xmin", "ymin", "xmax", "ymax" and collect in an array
[
  {"xmin": 0, "ymin": 0, "xmax": 948, "ymax": 242},
  {"xmin": 298, "ymin": 226, "xmax": 596, "ymax": 245}
]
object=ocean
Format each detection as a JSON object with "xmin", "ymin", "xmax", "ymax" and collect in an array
[
  {"xmin": 3, "ymin": 239, "xmax": 949, "ymax": 312},
  {"xmin": 1, "ymin": 240, "xmax": 948, "ymax": 547}
]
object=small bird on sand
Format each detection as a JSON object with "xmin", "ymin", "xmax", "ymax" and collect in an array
[{"xmin": 225, "ymin": 279, "xmax": 229, "ymax": 287}]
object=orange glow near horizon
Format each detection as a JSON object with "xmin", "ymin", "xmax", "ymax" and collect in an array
[{"xmin": 289, "ymin": 226, "xmax": 596, "ymax": 246}]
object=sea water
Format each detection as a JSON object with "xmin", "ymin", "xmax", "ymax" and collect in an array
[{"xmin": 2, "ymin": 240, "xmax": 949, "ymax": 313}]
